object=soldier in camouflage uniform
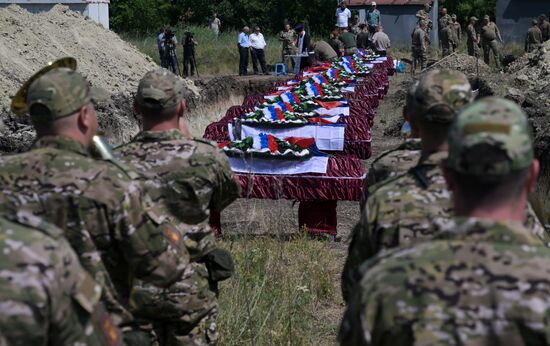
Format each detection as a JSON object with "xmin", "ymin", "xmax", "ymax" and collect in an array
[
  {"xmin": 342, "ymin": 69, "xmax": 473, "ymax": 301},
  {"xmin": 415, "ymin": 3, "xmax": 432, "ymax": 35},
  {"xmin": 342, "ymin": 70, "xmax": 548, "ymax": 302},
  {"xmin": 366, "ymin": 81, "xmax": 421, "ymax": 190},
  {"xmin": 481, "ymin": 14, "xmax": 503, "ymax": 68},
  {"xmin": 115, "ymin": 69, "xmax": 241, "ymax": 345},
  {"xmin": 0, "ymin": 67, "xmax": 190, "ymax": 344},
  {"xmin": 339, "ymin": 97, "xmax": 550, "ymax": 346},
  {"xmin": 279, "ymin": 23, "xmax": 296, "ymax": 68},
  {"xmin": 466, "ymin": 16, "xmax": 480, "ymax": 57},
  {"xmin": 0, "ymin": 210, "xmax": 121, "ymax": 346},
  {"xmin": 411, "ymin": 20, "xmax": 428, "ymax": 75},
  {"xmin": 450, "ymin": 14, "xmax": 461, "ymax": 51},
  {"xmin": 525, "ymin": 19, "xmax": 543, "ymax": 52}
]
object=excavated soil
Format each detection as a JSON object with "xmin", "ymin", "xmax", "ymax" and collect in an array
[
  {"xmin": 0, "ymin": 5, "xmax": 285, "ymax": 152},
  {"xmin": 431, "ymin": 53, "xmax": 492, "ymax": 78}
]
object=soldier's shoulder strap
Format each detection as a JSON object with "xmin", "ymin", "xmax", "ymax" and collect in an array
[
  {"xmin": 192, "ymin": 137, "xmax": 218, "ymax": 148},
  {"xmin": 408, "ymin": 165, "xmax": 430, "ymax": 190}
]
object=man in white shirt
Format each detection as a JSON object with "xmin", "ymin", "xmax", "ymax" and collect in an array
[
  {"xmin": 210, "ymin": 13, "xmax": 221, "ymax": 39},
  {"xmin": 249, "ymin": 26, "xmax": 269, "ymax": 75},
  {"xmin": 336, "ymin": 1, "xmax": 351, "ymax": 29}
]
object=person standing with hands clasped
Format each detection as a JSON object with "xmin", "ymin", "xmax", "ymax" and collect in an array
[
  {"xmin": 237, "ymin": 26, "xmax": 251, "ymax": 76},
  {"xmin": 250, "ymin": 26, "xmax": 269, "ymax": 75}
]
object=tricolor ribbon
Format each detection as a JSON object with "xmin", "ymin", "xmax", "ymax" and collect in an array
[
  {"xmin": 261, "ymin": 106, "xmax": 285, "ymax": 121},
  {"xmin": 259, "ymin": 133, "xmax": 278, "ymax": 152},
  {"xmin": 312, "ymin": 75, "xmax": 328, "ymax": 85},
  {"xmin": 305, "ymin": 83, "xmax": 324, "ymax": 98},
  {"xmin": 280, "ymin": 92, "xmax": 301, "ymax": 105}
]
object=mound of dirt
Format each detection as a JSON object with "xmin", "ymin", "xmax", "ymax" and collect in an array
[
  {"xmin": 0, "ymin": 5, "xmax": 199, "ymax": 152},
  {"xmin": 432, "ymin": 53, "xmax": 491, "ymax": 77},
  {"xmin": 505, "ymin": 41, "xmax": 550, "ymax": 118}
]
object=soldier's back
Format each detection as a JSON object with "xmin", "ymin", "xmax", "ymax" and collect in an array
[
  {"xmin": 0, "ymin": 211, "xmax": 120, "ymax": 346},
  {"xmin": 340, "ymin": 218, "xmax": 550, "ymax": 346},
  {"xmin": 0, "ymin": 136, "xmax": 186, "ymax": 318},
  {"xmin": 115, "ymin": 129, "xmax": 240, "ymax": 226},
  {"xmin": 367, "ymin": 139, "xmax": 422, "ymax": 187}
]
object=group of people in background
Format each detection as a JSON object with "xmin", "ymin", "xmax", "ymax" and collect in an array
[
  {"xmin": 236, "ymin": 0, "xmax": 391, "ymax": 76},
  {"xmin": 412, "ymin": 3, "xmax": 550, "ymax": 74},
  {"xmin": 157, "ymin": 26, "xmax": 198, "ymax": 77}
]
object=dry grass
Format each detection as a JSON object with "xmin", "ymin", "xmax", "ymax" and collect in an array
[{"xmin": 217, "ymin": 235, "xmax": 342, "ymax": 346}]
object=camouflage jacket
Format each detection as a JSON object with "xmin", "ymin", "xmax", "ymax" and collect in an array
[
  {"xmin": 343, "ymin": 151, "xmax": 452, "ymax": 301},
  {"xmin": 339, "ymin": 217, "xmax": 550, "ymax": 346},
  {"xmin": 466, "ymin": 23, "xmax": 479, "ymax": 44},
  {"xmin": 366, "ymin": 138, "xmax": 422, "ymax": 189},
  {"xmin": 116, "ymin": 129, "xmax": 240, "ymax": 231},
  {"xmin": 0, "ymin": 211, "xmax": 122, "ymax": 346},
  {"xmin": 115, "ymin": 130, "xmax": 239, "ymax": 325},
  {"xmin": 343, "ymin": 151, "xmax": 548, "ymax": 302},
  {"xmin": 0, "ymin": 136, "xmax": 188, "ymax": 333},
  {"xmin": 279, "ymin": 29, "xmax": 297, "ymax": 51}
]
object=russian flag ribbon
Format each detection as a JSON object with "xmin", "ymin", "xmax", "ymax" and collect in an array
[
  {"xmin": 325, "ymin": 68, "xmax": 339, "ymax": 80},
  {"xmin": 312, "ymin": 75, "xmax": 328, "ymax": 85},
  {"xmin": 305, "ymin": 83, "xmax": 324, "ymax": 98},
  {"xmin": 262, "ymin": 107, "xmax": 284, "ymax": 121},
  {"xmin": 280, "ymin": 92, "xmax": 300, "ymax": 105},
  {"xmin": 259, "ymin": 133, "xmax": 278, "ymax": 152}
]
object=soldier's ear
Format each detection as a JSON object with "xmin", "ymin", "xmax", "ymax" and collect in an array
[
  {"xmin": 177, "ymin": 99, "xmax": 186, "ymax": 119},
  {"xmin": 527, "ymin": 159, "xmax": 540, "ymax": 194},
  {"xmin": 441, "ymin": 162, "xmax": 455, "ymax": 192}
]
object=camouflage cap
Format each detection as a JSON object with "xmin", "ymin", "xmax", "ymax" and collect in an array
[
  {"xmin": 447, "ymin": 97, "xmax": 533, "ymax": 177},
  {"xmin": 470, "ymin": 16, "xmax": 479, "ymax": 22},
  {"xmin": 451, "ymin": 14, "xmax": 457, "ymax": 19},
  {"xmin": 414, "ymin": 69, "xmax": 473, "ymax": 124},
  {"xmin": 27, "ymin": 68, "xmax": 104, "ymax": 122},
  {"xmin": 532, "ymin": 19, "xmax": 539, "ymax": 25},
  {"xmin": 135, "ymin": 68, "xmax": 189, "ymax": 109},
  {"xmin": 484, "ymin": 15, "xmax": 490, "ymax": 20}
]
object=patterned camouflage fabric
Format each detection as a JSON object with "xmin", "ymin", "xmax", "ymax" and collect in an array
[
  {"xmin": 466, "ymin": 20, "xmax": 480, "ymax": 56},
  {"xmin": 526, "ymin": 22, "xmax": 543, "ymax": 52},
  {"xmin": 0, "ymin": 68, "xmax": 189, "ymax": 344},
  {"xmin": 339, "ymin": 218, "xmax": 550, "ymax": 346},
  {"xmin": 366, "ymin": 138, "xmax": 422, "ymax": 188},
  {"xmin": 342, "ymin": 69, "xmax": 473, "ymax": 301},
  {"xmin": 116, "ymin": 69, "xmax": 241, "ymax": 345},
  {"xmin": 340, "ymin": 99, "xmax": 547, "ymax": 345},
  {"xmin": 279, "ymin": 29, "xmax": 297, "ymax": 61},
  {"xmin": 26, "ymin": 67, "xmax": 106, "ymax": 122},
  {"xmin": 0, "ymin": 211, "xmax": 122, "ymax": 346},
  {"xmin": 446, "ymin": 97, "xmax": 534, "ymax": 177}
]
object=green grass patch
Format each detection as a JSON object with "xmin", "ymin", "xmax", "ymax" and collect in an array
[{"xmin": 217, "ymin": 235, "xmax": 343, "ymax": 346}]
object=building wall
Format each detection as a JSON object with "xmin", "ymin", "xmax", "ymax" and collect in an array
[
  {"xmin": 0, "ymin": 0, "xmax": 109, "ymax": 29},
  {"xmin": 357, "ymin": 2, "xmax": 438, "ymax": 47},
  {"xmin": 496, "ymin": 0, "xmax": 548, "ymax": 42}
]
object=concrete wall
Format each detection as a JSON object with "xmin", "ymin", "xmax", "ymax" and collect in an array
[
  {"xmin": 496, "ymin": 0, "xmax": 549, "ymax": 43},
  {"xmin": 0, "ymin": 0, "xmax": 109, "ymax": 29},
  {"xmin": 356, "ymin": 1, "xmax": 439, "ymax": 47}
]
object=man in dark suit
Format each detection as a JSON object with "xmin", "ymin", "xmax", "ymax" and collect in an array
[{"xmin": 295, "ymin": 23, "xmax": 310, "ymax": 71}]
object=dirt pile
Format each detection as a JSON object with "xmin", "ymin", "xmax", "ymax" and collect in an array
[
  {"xmin": 432, "ymin": 53, "xmax": 492, "ymax": 77},
  {"xmin": 505, "ymin": 41, "xmax": 550, "ymax": 119},
  {"xmin": 0, "ymin": 4, "xmax": 199, "ymax": 152}
]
